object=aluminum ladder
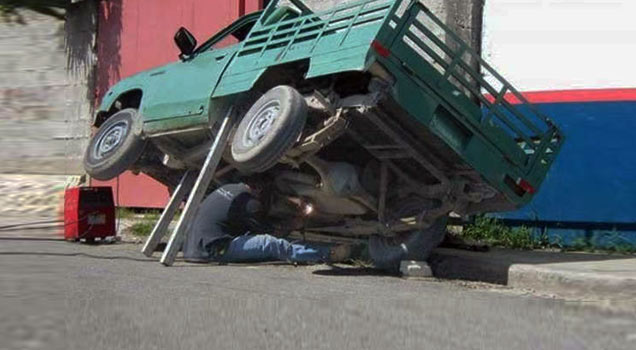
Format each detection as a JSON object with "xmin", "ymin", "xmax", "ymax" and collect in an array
[{"xmin": 140, "ymin": 113, "xmax": 236, "ymax": 266}]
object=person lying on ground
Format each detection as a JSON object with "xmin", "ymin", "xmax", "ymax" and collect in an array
[{"xmin": 183, "ymin": 182, "xmax": 351, "ymax": 264}]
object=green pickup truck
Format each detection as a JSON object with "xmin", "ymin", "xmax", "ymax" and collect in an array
[{"xmin": 85, "ymin": 0, "xmax": 563, "ymax": 265}]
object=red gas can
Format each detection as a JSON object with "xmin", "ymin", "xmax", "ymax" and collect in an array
[{"xmin": 64, "ymin": 187, "xmax": 116, "ymax": 241}]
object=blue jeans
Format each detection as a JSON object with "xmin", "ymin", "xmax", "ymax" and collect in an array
[{"xmin": 221, "ymin": 234, "xmax": 330, "ymax": 263}]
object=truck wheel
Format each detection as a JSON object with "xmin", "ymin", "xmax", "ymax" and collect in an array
[
  {"xmin": 369, "ymin": 197, "xmax": 448, "ymax": 272},
  {"xmin": 84, "ymin": 108, "xmax": 146, "ymax": 181},
  {"xmin": 231, "ymin": 86, "xmax": 307, "ymax": 173}
]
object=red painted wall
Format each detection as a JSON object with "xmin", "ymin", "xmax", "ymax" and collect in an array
[{"xmin": 93, "ymin": 0, "xmax": 262, "ymax": 208}]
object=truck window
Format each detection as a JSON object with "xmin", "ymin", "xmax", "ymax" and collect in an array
[
  {"xmin": 194, "ymin": 12, "xmax": 261, "ymax": 53},
  {"xmin": 210, "ymin": 22, "xmax": 256, "ymax": 50}
]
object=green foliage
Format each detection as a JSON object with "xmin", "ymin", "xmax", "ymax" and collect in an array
[
  {"xmin": 561, "ymin": 233, "xmax": 636, "ymax": 255},
  {"xmin": 462, "ymin": 216, "xmax": 636, "ymax": 254},
  {"xmin": 116, "ymin": 207, "xmax": 136, "ymax": 220},
  {"xmin": 610, "ymin": 244, "xmax": 636, "ymax": 255},
  {"xmin": 130, "ymin": 221, "xmax": 154, "ymax": 237},
  {"xmin": 129, "ymin": 212, "xmax": 161, "ymax": 237},
  {"xmin": 599, "ymin": 230, "xmax": 636, "ymax": 254},
  {"xmin": 0, "ymin": 0, "xmax": 69, "ymax": 23},
  {"xmin": 462, "ymin": 216, "xmax": 549, "ymax": 250}
]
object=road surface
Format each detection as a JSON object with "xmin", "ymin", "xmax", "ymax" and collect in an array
[{"xmin": 1, "ymin": 239, "xmax": 635, "ymax": 350}]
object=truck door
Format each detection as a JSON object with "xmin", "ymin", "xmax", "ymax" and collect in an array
[{"xmin": 141, "ymin": 46, "xmax": 237, "ymax": 123}]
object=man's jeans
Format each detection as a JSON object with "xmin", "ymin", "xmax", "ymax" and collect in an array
[{"xmin": 221, "ymin": 234, "xmax": 330, "ymax": 263}]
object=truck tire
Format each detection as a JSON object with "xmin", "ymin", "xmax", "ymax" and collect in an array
[
  {"xmin": 231, "ymin": 86, "xmax": 307, "ymax": 174},
  {"xmin": 369, "ymin": 197, "xmax": 448, "ymax": 272},
  {"xmin": 84, "ymin": 108, "xmax": 146, "ymax": 181}
]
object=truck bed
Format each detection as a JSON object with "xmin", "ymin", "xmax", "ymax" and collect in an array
[{"xmin": 373, "ymin": 0, "xmax": 563, "ymax": 206}]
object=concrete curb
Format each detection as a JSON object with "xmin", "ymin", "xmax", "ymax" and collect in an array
[{"xmin": 430, "ymin": 247, "xmax": 636, "ymax": 302}]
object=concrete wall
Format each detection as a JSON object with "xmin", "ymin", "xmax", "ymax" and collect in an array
[{"xmin": 0, "ymin": 1, "xmax": 96, "ymax": 175}]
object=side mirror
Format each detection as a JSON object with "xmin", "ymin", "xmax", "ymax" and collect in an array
[{"xmin": 174, "ymin": 27, "xmax": 197, "ymax": 57}]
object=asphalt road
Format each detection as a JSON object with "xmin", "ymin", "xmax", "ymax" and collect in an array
[{"xmin": 2, "ymin": 239, "xmax": 635, "ymax": 350}]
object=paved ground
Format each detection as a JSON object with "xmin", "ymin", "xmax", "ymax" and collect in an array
[
  {"xmin": 431, "ymin": 248, "xmax": 636, "ymax": 302},
  {"xmin": 2, "ymin": 238, "xmax": 636, "ymax": 350},
  {"xmin": 2, "ymin": 175, "xmax": 635, "ymax": 349}
]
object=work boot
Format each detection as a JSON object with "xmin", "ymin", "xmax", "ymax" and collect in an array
[{"xmin": 328, "ymin": 244, "xmax": 352, "ymax": 263}]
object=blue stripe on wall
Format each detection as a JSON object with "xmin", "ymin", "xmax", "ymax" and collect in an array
[{"xmin": 490, "ymin": 100, "xmax": 636, "ymax": 247}]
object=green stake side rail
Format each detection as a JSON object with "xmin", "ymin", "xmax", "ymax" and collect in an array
[{"xmin": 96, "ymin": 0, "xmax": 564, "ymax": 209}]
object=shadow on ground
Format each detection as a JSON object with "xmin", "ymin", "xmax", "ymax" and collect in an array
[
  {"xmin": 430, "ymin": 247, "xmax": 635, "ymax": 284},
  {"xmin": 312, "ymin": 265, "xmax": 393, "ymax": 277}
]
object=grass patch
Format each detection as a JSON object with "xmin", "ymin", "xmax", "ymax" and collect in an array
[
  {"xmin": 118, "ymin": 208, "xmax": 182, "ymax": 238},
  {"xmin": 116, "ymin": 208, "xmax": 136, "ymax": 220},
  {"xmin": 561, "ymin": 236, "xmax": 636, "ymax": 255},
  {"xmin": 461, "ymin": 216, "xmax": 549, "ymax": 250},
  {"xmin": 127, "ymin": 212, "xmax": 161, "ymax": 237},
  {"xmin": 130, "ymin": 221, "xmax": 154, "ymax": 237},
  {"xmin": 461, "ymin": 216, "xmax": 636, "ymax": 255}
]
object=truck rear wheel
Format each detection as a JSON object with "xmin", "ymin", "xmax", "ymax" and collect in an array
[
  {"xmin": 231, "ymin": 86, "xmax": 307, "ymax": 174},
  {"xmin": 369, "ymin": 197, "xmax": 448, "ymax": 272},
  {"xmin": 84, "ymin": 108, "xmax": 146, "ymax": 181}
]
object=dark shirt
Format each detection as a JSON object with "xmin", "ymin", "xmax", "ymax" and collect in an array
[{"xmin": 183, "ymin": 183, "xmax": 267, "ymax": 262}]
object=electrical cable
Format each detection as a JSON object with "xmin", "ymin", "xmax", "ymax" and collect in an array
[
  {"xmin": 0, "ymin": 211, "xmax": 99, "ymax": 232},
  {"xmin": 2, "ymin": 178, "xmax": 120, "ymax": 238},
  {"xmin": 0, "ymin": 219, "xmax": 64, "ymax": 231}
]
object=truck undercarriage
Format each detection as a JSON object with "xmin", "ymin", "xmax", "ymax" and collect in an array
[{"xmin": 137, "ymin": 68, "xmax": 508, "ymax": 244}]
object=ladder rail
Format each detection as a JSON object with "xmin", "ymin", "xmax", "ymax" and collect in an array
[
  {"xmin": 141, "ymin": 170, "xmax": 197, "ymax": 257},
  {"xmin": 138, "ymin": 111, "xmax": 237, "ymax": 266}
]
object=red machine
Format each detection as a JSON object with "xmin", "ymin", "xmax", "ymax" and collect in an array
[{"xmin": 64, "ymin": 187, "xmax": 116, "ymax": 242}]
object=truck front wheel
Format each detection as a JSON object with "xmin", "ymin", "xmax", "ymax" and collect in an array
[
  {"xmin": 84, "ymin": 108, "xmax": 146, "ymax": 181},
  {"xmin": 231, "ymin": 86, "xmax": 307, "ymax": 174}
]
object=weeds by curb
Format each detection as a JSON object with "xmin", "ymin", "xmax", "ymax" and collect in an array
[{"xmin": 459, "ymin": 216, "xmax": 636, "ymax": 255}]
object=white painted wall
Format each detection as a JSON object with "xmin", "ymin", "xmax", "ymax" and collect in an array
[{"xmin": 483, "ymin": 0, "xmax": 636, "ymax": 91}]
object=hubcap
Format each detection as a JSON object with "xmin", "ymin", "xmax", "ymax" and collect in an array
[
  {"xmin": 242, "ymin": 100, "xmax": 281, "ymax": 148},
  {"xmin": 93, "ymin": 120, "xmax": 129, "ymax": 160}
]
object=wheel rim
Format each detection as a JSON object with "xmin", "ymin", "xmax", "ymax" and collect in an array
[
  {"xmin": 92, "ymin": 120, "xmax": 129, "ymax": 160},
  {"xmin": 242, "ymin": 100, "xmax": 281, "ymax": 148}
]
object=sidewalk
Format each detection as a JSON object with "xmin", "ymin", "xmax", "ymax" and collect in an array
[
  {"xmin": 430, "ymin": 247, "xmax": 636, "ymax": 302},
  {"xmin": 0, "ymin": 174, "xmax": 68, "ymax": 217},
  {"xmin": 0, "ymin": 174, "xmax": 68, "ymax": 240}
]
